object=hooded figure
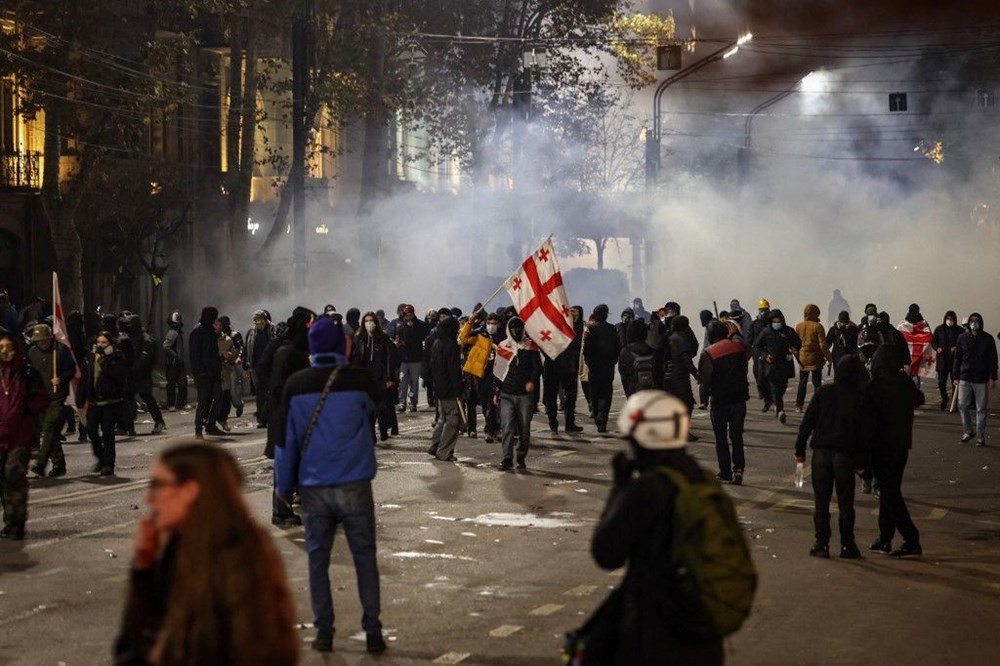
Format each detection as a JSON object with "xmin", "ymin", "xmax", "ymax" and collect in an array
[
  {"xmin": 952, "ymin": 312, "xmax": 998, "ymax": 446},
  {"xmin": 584, "ymin": 305, "xmax": 621, "ymax": 432},
  {"xmin": 189, "ymin": 306, "xmax": 223, "ymax": 438},
  {"xmin": 794, "ymin": 304, "xmax": 833, "ymax": 411},
  {"xmin": 862, "ymin": 345, "xmax": 925, "ymax": 557},
  {"xmin": 931, "ymin": 310, "xmax": 961, "ymax": 409},
  {"xmin": 345, "ymin": 308, "xmax": 361, "ymax": 338},
  {"xmin": 427, "ymin": 316, "xmax": 463, "ymax": 461},
  {"xmin": 794, "ymin": 353, "xmax": 869, "ymax": 559},
  {"xmin": 495, "ymin": 316, "xmax": 542, "ymax": 469},
  {"xmin": 266, "ymin": 308, "xmax": 316, "ymax": 459},
  {"xmin": 618, "ymin": 319, "xmax": 660, "ymax": 398},
  {"xmin": 753, "ymin": 309, "xmax": 802, "ymax": 422}
]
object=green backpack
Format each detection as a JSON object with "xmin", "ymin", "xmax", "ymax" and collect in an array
[{"xmin": 657, "ymin": 467, "xmax": 757, "ymax": 640}]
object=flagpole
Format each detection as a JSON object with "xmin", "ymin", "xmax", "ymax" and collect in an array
[
  {"xmin": 52, "ymin": 271, "xmax": 57, "ymax": 384},
  {"xmin": 473, "ymin": 235, "xmax": 554, "ymax": 316}
]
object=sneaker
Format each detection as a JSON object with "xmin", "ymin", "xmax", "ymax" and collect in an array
[
  {"xmin": 167, "ymin": 406, "xmax": 177, "ymax": 412},
  {"xmin": 99, "ymin": 466, "xmax": 114, "ymax": 476},
  {"xmin": 152, "ymin": 422, "xmax": 166, "ymax": 435},
  {"xmin": 809, "ymin": 542, "xmax": 830, "ymax": 558},
  {"xmin": 236, "ymin": 406, "xmax": 244, "ymax": 418},
  {"xmin": 697, "ymin": 403, "xmax": 708, "ymax": 410},
  {"xmin": 29, "ymin": 464, "xmax": 45, "ymax": 478},
  {"xmin": 761, "ymin": 402, "xmax": 772, "ymax": 413},
  {"xmin": 426, "ymin": 447, "xmax": 438, "ymax": 457},
  {"xmin": 311, "ymin": 632, "xmax": 333, "ymax": 653},
  {"xmin": 795, "ymin": 405, "xmax": 803, "ymax": 413},
  {"xmin": 48, "ymin": 466, "xmax": 67, "ymax": 478},
  {"xmin": 0, "ymin": 524, "xmax": 25, "ymax": 540},
  {"xmin": 366, "ymin": 631, "xmax": 387, "ymax": 654},
  {"xmin": 715, "ymin": 473, "xmax": 733, "ymax": 483},
  {"xmin": 732, "ymin": 470, "xmax": 743, "ymax": 486},
  {"xmin": 271, "ymin": 514, "xmax": 303, "ymax": 528},
  {"xmin": 868, "ymin": 538, "xmax": 892, "ymax": 554},
  {"xmin": 397, "ymin": 405, "xmax": 406, "ymax": 413},
  {"xmin": 596, "ymin": 424, "xmax": 608, "ymax": 433},
  {"xmin": 217, "ymin": 421, "xmax": 232, "ymax": 433},
  {"xmin": 778, "ymin": 411, "xmax": 787, "ymax": 424},
  {"xmin": 516, "ymin": 457, "xmax": 527, "ymax": 470},
  {"xmin": 840, "ymin": 544, "xmax": 863, "ymax": 559},
  {"xmin": 499, "ymin": 459, "xmax": 513, "ymax": 471},
  {"xmin": 976, "ymin": 439, "xmax": 986, "ymax": 447},
  {"xmin": 205, "ymin": 427, "xmax": 226, "ymax": 436},
  {"xmin": 409, "ymin": 406, "xmax": 418, "ymax": 413},
  {"xmin": 961, "ymin": 433, "xmax": 974, "ymax": 443},
  {"xmin": 484, "ymin": 435, "xmax": 495, "ymax": 444},
  {"xmin": 549, "ymin": 421, "xmax": 559, "ymax": 433},
  {"xmin": 565, "ymin": 424, "xmax": 583, "ymax": 433},
  {"xmin": 255, "ymin": 423, "xmax": 267, "ymax": 429},
  {"xmin": 889, "ymin": 542, "xmax": 922, "ymax": 558}
]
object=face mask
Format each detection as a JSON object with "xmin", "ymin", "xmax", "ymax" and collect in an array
[
  {"xmin": 771, "ymin": 322, "xmax": 782, "ymax": 331},
  {"xmin": 364, "ymin": 321, "xmax": 376, "ymax": 333},
  {"xmin": 511, "ymin": 328, "xmax": 524, "ymax": 342},
  {"xmin": 867, "ymin": 315, "xmax": 875, "ymax": 323},
  {"xmin": 254, "ymin": 320, "xmax": 265, "ymax": 330},
  {"xmin": 970, "ymin": 322, "xmax": 981, "ymax": 332},
  {"xmin": 0, "ymin": 347, "xmax": 14, "ymax": 363},
  {"xmin": 946, "ymin": 319, "xmax": 955, "ymax": 327},
  {"xmin": 486, "ymin": 324, "xmax": 498, "ymax": 335}
]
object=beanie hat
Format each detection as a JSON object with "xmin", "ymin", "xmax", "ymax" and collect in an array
[
  {"xmin": 308, "ymin": 315, "xmax": 345, "ymax": 355},
  {"xmin": 838, "ymin": 310, "xmax": 850, "ymax": 323},
  {"xmin": 905, "ymin": 303, "xmax": 922, "ymax": 324}
]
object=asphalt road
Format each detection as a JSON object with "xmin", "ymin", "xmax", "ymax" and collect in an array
[{"xmin": 1, "ymin": 386, "xmax": 998, "ymax": 665}]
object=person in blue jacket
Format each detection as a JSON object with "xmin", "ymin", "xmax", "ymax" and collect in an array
[{"xmin": 275, "ymin": 315, "xmax": 387, "ymax": 656}]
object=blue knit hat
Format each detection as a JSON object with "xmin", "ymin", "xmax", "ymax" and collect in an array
[{"xmin": 308, "ymin": 315, "xmax": 345, "ymax": 355}]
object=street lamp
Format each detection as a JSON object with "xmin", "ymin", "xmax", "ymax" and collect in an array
[
  {"xmin": 646, "ymin": 33, "xmax": 752, "ymax": 191},
  {"xmin": 738, "ymin": 70, "xmax": 820, "ymax": 185}
]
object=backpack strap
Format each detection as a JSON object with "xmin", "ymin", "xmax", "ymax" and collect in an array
[{"xmin": 300, "ymin": 366, "xmax": 341, "ymax": 456}]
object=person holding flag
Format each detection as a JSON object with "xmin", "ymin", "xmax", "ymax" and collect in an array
[
  {"xmin": 493, "ymin": 317, "xmax": 542, "ymax": 470},
  {"xmin": 25, "ymin": 324, "xmax": 76, "ymax": 477}
]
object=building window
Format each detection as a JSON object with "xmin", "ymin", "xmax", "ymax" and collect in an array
[{"xmin": 977, "ymin": 88, "xmax": 996, "ymax": 109}]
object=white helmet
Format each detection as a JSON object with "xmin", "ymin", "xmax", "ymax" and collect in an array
[{"xmin": 616, "ymin": 390, "xmax": 689, "ymax": 450}]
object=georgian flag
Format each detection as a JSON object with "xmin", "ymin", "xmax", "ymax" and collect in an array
[
  {"xmin": 52, "ymin": 271, "xmax": 82, "ymax": 410},
  {"xmin": 504, "ymin": 238, "xmax": 575, "ymax": 360}
]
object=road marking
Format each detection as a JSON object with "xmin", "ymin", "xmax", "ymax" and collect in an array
[
  {"xmin": 529, "ymin": 603, "xmax": 564, "ymax": 616},
  {"xmin": 564, "ymin": 585, "xmax": 597, "ymax": 596},
  {"xmin": 489, "ymin": 625, "xmax": 523, "ymax": 637},
  {"xmin": 433, "ymin": 652, "xmax": 471, "ymax": 663}
]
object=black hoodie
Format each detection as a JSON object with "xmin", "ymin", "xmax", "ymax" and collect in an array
[
  {"xmin": 795, "ymin": 354, "xmax": 869, "ymax": 462},
  {"xmin": 188, "ymin": 306, "xmax": 220, "ymax": 379},
  {"xmin": 953, "ymin": 312, "xmax": 998, "ymax": 383},
  {"xmin": 932, "ymin": 310, "xmax": 961, "ymax": 374},
  {"xmin": 429, "ymin": 316, "xmax": 462, "ymax": 399},
  {"xmin": 753, "ymin": 309, "xmax": 801, "ymax": 375},
  {"xmin": 861, "ymin": 346, "xmax": 925, "ymax": 453},
  {"xmin": 265, "ymin": 308, "xmax": 316, "ymax": 457}
]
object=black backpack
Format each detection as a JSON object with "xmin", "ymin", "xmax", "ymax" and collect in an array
[{"xmin": 633, "ymin": 351, "xmax": 656, "ymax": 390}]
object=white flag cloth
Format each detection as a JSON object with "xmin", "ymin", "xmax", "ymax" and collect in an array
[
  {"xmin": 51, "ymin": 272, "xmax": 82, "ymax": 409},
  {"xmin": 504, "ymin": 238, "xmax": 575, "ymax": 359}
]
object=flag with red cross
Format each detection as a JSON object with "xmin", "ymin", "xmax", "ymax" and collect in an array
[{"xmin": 505, "ymin": 238, "xmax": 575, "ymax": 359}]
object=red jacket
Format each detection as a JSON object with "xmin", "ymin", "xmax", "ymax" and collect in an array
[{"xmin": 0, "ymin": 354, "xmax": 48, "ymax": 450}]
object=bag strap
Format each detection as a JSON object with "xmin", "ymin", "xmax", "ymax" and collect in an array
[{"xmin": 301, "ymin": 366, "xmax": 341, "ymax": 456}]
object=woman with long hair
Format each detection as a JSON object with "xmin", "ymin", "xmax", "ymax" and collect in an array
[
  {"xmin": 115, "ymin": 441, "xmax": 298, "ymax": 665},
  {"xmin": 351, "ymin": 311, "xmax": 400, "ymax": 441}
]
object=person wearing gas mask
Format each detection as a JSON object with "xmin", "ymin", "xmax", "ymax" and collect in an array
[
  {"xmin": 162, "ymin": 311, "xmax": 188, "ymax": 411},
  {"xmin": 79, "ymin": 332, "xmax": 128, "ymax": 476},
  {"xmin": 494, "ymin": 317, "xmax": 542, "ymax": 469},
  {"xmin": 953, "ymin": 312, "xmax": 998, "ymax": 447},
  {"xmin": 826, "ymin": 311, "xmax": 859, "ymax": 378}
]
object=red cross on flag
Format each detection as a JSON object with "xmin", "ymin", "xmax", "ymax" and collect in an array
[{"xmin": 505, "ymin": 238, "xmax": 575, "ymax": 359}]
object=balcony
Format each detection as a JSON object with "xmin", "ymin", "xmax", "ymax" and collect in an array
[{"xmin": 0, "ymin": 151, "xmax": 41, "ymax": 190}]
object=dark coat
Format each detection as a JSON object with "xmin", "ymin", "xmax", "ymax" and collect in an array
[
  {"xmin": 932, "ymin": 312, "xmax": 961, "ymax": 374},
  {"xmin": 395, "ymin": 319, "xmax": 430, "ymax": 363},
  {"xmin": 753, "ymin": 310, "xmax": 801, "ymax": 380},
  {"xmin": 826, "ymin": 322, "xmax": 859, "ymax": 363},
  {"xmin": 429, "ymin": 319, "xmax": 463, "ymax": 400},
  {"xmin": 78, "ymin": 347, "xmax": 128, "ymax": 406},
  {"xmin": 953, "ymin": 316, "xmax": 998, "ymax": 383},
  {"xmin": 861, "ymin": 347, "xmax": 925, "ymax": 454},
  {"xmin": 584, "ymin": 320, "xmax": 621, "ymax": 376},
  {"xmin": 795, "ymin": 355, "xmax": 869, "ymax": 463},
  {"xmin": 0, "ymin": 353, "xmax": 48, "ymax": 449},
  {"xmin": 188, "ymin": 307, "xmax": 221, "ymax": 380},
  {"xmin": 590, "ymin": 449, "xmax": 724, "ymax": 665},
  {"xmin": 350, "ymin": 332, "xmax": 400, "ymax": 405}
]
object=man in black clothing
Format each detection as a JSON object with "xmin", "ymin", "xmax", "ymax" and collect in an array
[
  {"xmin": 188, "ymin": 306, "xmax": 224, "ymax": 438},
  {"xmin": 618, "ymin": 319, "xmax": 660, "ymax": 398},
  {"xmin": 120, "ymin": 315, "xmax": 166, "ymax": 435},
  {"xmin": 427, "ymin": 316, "xmax": 463, "ymax": 461},
  {"xmin": 825, "ymin": 311, "xmax": 859, "ymax": 377},
  {"xmin": 953, "ymin": 312, "xmax": 998, "ymax": 446},
  {"xmin": 932, "ymin": 310, "xmax": 960, "ymax": 410},
  {"xmin": 543, "ymin": 309, "xmax": 584, "ymax": 433},
  {"xmin": 162, "ymin": 311, "xmax": 187, "ymax": 411},
  {"xmin": 753, "ymin": 309, "xmax": 801, "ymax": 424},
  {"xmin": 749, "ymin": 299, "xmax": 773, "ymax": 409},
  {"xmin": 587, "ymin": 391, "xmax": 724, "ymax": 665},
  {"xmin": 795, "ymin": 354, "xmax": 869, "ymax": 559},
  {"xmin": 395, "ymin": 305, "xmax": 430, "ymax": 412},
  {"xmin": 584, "ymin": 304, "xmax": 620, "ymax": 433},
  {"xmin": 699, "ymin": 321, "xmax": 751, "ymax": 484},
  {"xmin": 245, "ymin": 309, "xmax": 275, "ymax": 427},
  {"xmin": 496, "ymin": 317, "xmax": 542, "ymax": 470}
]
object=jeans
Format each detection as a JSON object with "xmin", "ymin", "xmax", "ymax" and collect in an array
[
  {"xmin": 430, "ymin": 399, "xmax": 461, "ymax": 459},
  {"xmin": 165, "ymin": 364, "xmax": 187, "ymax": 407},
  {"xmin": 710, "ymin": 401, "xmax": 747, "ymax": 476},
  {"xmin": 399, "ymin": 362, "xmax": 422, "ymax": 409},
  {"xmin": 796, "ymin": 369, "xmax": 823, "ymax": 407},
  {"xmin": 871, "ymin": 448, "xmax": 919, "ymax": 545},
  {"xmin": 300, "ymin": 482, "xmax": 382, "ymax": 634},
  {"xmin": 811, "ymin": 449, "xmax": 857, "ymax": 546},
  {"xmin": 958, "ymin": 380, "xmax": 988, "ymax": 440},
  {"xmin": 88, "ymin": 402, "xmax": 120, "ymax": 468},
  {"xmin": 500, "ymin": 392, "xmax": 534, "ymax": 462}
]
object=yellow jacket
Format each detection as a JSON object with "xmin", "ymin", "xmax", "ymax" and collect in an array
[
  {"xmin": 459, "ymin": 319, "xmax": 492, "ymax": 379},
  {"xmin": 795, "ymin": 304, "xmax": 833, "ymax": 371}
]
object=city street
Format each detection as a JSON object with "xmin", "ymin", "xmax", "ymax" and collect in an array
[{"xmin": 1, "ymin": 388, "xmax": 998, "ymax": 665}]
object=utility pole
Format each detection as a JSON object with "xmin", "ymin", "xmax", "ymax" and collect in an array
[{"xmin": 291, "ymin": 0, "xmax": 309, "ymax": 296}]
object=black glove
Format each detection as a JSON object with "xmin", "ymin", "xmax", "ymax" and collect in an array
[{"xmin": 611, "ymin": 452, "xmax": 634, "ymax": 486}]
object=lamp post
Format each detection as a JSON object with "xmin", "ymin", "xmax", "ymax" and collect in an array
[
  {"xmin": 645, "ymin": 34, "xmax": 752, "ymax": 192},
  {"xmin": 739, "ymin": 71, "xmax": 819, "ymax": 185}
]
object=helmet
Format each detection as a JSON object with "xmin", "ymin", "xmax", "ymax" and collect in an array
[
  {"xmin": 757, "ymin": 298, "xmax": 770, "ymax": 310},
  {"xmin": 616, "ymin": 390, "xmax": 689, "ymax": 450},
  {"xmin": 30, "ymin": 323, "xmax": 53, "ymax": 343}
]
